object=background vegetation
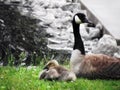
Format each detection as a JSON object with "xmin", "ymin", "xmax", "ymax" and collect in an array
[{"xmin": 0, "ymin": 1, "xmax": 51, "ymax": 66}]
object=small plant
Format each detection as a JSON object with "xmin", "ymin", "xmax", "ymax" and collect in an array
[{"xmin": 7, "ymin": 54, "xmax": 15, "ymax": 66}]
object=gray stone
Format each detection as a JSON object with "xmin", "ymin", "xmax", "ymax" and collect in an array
[
  {"xmin": 92, "ymin": 34, "xmax": 118, "ymax": 56},
  {"xmin": 61, "ymin": 3, "xmax": 81, "ymax": 13}
]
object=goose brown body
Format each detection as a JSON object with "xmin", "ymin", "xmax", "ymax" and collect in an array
[
  {"xmin": 77, "ymin": 53, "xmax": 120, "ymax": 79},
  {"xmin": 70, "ymin": 13, "xmax": 120, "ymax": 79}
]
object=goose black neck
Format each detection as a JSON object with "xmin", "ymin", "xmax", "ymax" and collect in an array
[{"xmin": 72, "ymin": 20, "xmax": 85, "ymax": 55}]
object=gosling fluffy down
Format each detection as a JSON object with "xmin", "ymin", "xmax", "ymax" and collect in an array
[{"xmin": 39, "ymin": 60, "xmax": 76, "ymax": 81}]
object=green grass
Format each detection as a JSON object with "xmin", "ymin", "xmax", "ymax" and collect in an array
[{"xmin": 0, "ymin": 65, "xmax": 120, "ymax": 90}]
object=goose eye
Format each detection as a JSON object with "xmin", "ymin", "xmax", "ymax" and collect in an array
[{"xmin": 75, "ymin": 15, "xmax": 81, "ymax": 24}]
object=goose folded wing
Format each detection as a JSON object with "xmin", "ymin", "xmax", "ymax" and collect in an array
[{"xmin": 83, "ymin": 54, "xmax": 120, "ymax": 79}]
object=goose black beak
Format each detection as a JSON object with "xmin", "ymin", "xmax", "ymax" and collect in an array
[
  {"xmin": 83, "ymin": 18, "xmax": 89, "ymax": 23},
  {"xmin": 84, "ymin": 18, "xmax": 95, "ymax": 27}
]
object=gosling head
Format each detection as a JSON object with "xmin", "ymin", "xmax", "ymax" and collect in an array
[
  {"xmin": 73, "ymin": 13, "xmax": 95, "ymax": 27},
  {"xmin": 43, "ymin": 60, "xmax": 59, "ymax": 70}
]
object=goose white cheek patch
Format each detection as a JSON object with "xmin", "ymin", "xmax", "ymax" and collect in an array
[{"xmin": 75, "ymin": 15, "xmax": 81, "ymax": 24}]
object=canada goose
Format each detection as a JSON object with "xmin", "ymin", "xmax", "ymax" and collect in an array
[
  {"xmin": 39, "ymin": 60, "xmax": 76, "ymax": 81},
  {"xmin": 70, "ymin": 13, "xmax": 120, "ymax": 79}
]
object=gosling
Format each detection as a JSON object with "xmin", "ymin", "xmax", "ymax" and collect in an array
[{"xmin": 39, "ymin": 60, "xmax": 76, "ymax": 81}]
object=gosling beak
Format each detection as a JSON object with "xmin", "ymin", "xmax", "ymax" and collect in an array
[{"xmin": 43, "ymin": 66, "xmax": 48, "ymax": 70}]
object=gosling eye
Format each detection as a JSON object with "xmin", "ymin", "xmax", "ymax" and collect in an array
[
  {"xmin": 49, "ymin": 63, "xmax": 55, "ymax": 67},
  {"xmin": 43, "ymin": 63, "xmax": 54, "ymax": 70}
]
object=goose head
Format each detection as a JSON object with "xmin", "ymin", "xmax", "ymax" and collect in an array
[
  {"xmin": 73, "ymin": 13, "xmax": 95, "ymax": 27},
  {"xmin": 43, "ymin": 60, "xmax": 59, "ymax": 70}
]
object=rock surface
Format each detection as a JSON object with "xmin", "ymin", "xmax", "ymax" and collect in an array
[
  {"xmin": 20, "ymin": 0, "xmax": 120, "ymax": 57},
  {"xmin": 92, "ymin": 34, "xmax": 118, "ymax": 56}
]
